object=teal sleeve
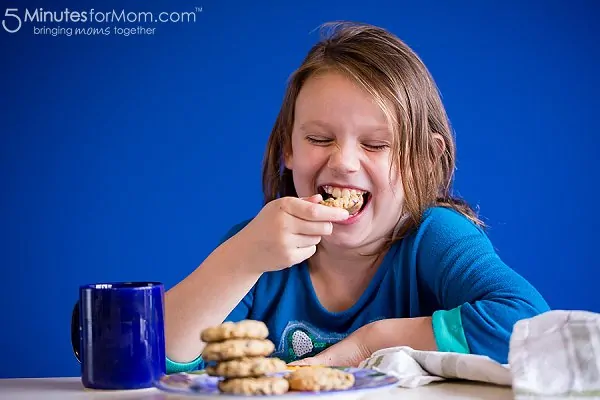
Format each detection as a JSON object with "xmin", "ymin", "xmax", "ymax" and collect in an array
[
  {"xmin": 416, "ymin": 207, "xmax": 550, "ymax": 364},
  {"xmin": 166, "ymin": 355, "xmax": 203, "ymax": 374},
  {"xmin": 432, "ymin": 305, "xmax": 470, "ymax": 353}
]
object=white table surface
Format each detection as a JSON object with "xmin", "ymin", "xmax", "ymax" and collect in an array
[{"xmin": 0, "ymin": 377, "xmax": 514, "ymax": 399}]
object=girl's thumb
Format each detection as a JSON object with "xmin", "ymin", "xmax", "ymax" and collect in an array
[{"xmin": 300, "ymin": 194, "xmax": 323, "ymax": 204}]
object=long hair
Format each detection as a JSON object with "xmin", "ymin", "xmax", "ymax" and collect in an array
[{"xmin": 262, "ymin": 21, "xmax": 483, "ymax": 248}]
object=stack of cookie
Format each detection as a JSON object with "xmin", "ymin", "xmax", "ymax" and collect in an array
[{"xmin": 200, "ymin": 320, "xmax": 290, "ymax": 395}]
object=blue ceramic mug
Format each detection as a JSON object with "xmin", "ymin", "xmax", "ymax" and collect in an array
[{"xmin": 70, "ymin": 282, "xmax": 166, "ymax": 390}]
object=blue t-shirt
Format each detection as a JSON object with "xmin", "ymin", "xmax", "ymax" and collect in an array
[{"xmin": 166, "ymin": 206, "xmax": 550, "ymax": 373}]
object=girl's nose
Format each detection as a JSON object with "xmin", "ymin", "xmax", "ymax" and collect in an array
[{"xmin": 327, "ymin": 144, "xmax": 360, "ymax": 174}]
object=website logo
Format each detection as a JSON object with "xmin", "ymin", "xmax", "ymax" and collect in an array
[{"xmin": 2, "ymin": 7, "xmax": 203, "ymax": 36}]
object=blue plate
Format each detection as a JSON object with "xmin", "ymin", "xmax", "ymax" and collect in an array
[{"xmin": 155, "ymin": 367, "xmax": 399, "ymax": 398}]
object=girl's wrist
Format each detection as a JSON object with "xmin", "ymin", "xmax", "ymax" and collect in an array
[
  {"xmin": 367, "ymin": 317, "xmax": 436, "ymax": 353},
  {"xmin": 226, "ymin": 230, "xmax": 268, "ymax": 275}
]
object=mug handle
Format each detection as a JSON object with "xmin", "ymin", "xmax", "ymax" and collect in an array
[{"xmin": 71, "ymin": 300, "xmax": 81, "ymax": 363}]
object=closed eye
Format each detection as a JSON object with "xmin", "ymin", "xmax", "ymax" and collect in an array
[
  {"xmin": 363, "ymin": 143, "xmax": 389, "ymax": 151},
  {"xmin": 306, "ymin": 136, "xmax": 333, "ymax": 145},
  {"xmin": 306, "ymin": 136, "xmax": 389, "ymax": 151}
]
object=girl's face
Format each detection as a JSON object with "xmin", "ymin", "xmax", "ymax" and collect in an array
[{"xmin": 285, "ymin": 71, "xmax": 405, "ymax": 249}]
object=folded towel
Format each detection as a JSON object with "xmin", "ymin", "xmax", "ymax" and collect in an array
[{"xmin": 358, "ymin": 310, "xmax": 600, "ymax": 398}]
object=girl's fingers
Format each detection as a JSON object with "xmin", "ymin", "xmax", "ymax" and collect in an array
[
  {"xmin": 282, "ymin": 197, "xmax": 349, "ymax": 222},
  {"xmin": 293, "ymin": 234, "xmax": 322, "ymax": 248},
  {"xmin": 300, "ymin": 194, "xmax": 323, "ymax": 204},
  {"xmin": 296, "ymin": 221, "xmax": 333, "ymax": 236},
  {"xmin": 293, "ymin": 245, "xmax": 318, "ymax": 261}
]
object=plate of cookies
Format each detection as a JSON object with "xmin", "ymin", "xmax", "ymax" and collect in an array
[{"xmin": 155, "ymin": 320, "xmax": 400, "ymax": 398}]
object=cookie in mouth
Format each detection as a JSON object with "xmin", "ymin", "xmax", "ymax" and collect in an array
[{"xmin": 318, "ymin": 185, "xmax": 370, "ymax": 215}]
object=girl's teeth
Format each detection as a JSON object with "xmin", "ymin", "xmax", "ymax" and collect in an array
[{"xmin": 322, "ymin": 185, "xmax": 366, "ymax": 198}]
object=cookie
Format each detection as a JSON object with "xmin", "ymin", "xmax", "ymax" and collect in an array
[
  {"xmin": 319, "ymin": 188, "xmax": 364, "ymax": 214},
  {"xmin": 206, "ymin": 356, "xmax": 287, "ymax": 378},
  {"xmin": 202, "ymin": 339, "xmax": 275, "ymax": 361},
  {"xmin": 218, "ymin": 376, "xmax": 290, "ymax": 395},
  {"xmin": 286, "ymin": 367, "xmax": 355, "ymax": 392},
  {"xmin": 201, "ymin": 320, "xmax": 269, "ymax": 343}
]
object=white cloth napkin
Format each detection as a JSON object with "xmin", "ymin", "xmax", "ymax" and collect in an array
[
  {"xmin": 510, "ymin": 310, "xmax": 600, "ymax": 398},
  {"xmin": 358, "ymin": 310, "xmax": 600, "ymax": 398},
  {"xmin": 359, "ymin": 346, "xmax": 511, "ymax": 388}
]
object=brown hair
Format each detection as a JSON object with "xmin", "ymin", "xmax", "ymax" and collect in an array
[{"xmin": 262, "ymin": 21, "xmax": 484, "ymax": 247}]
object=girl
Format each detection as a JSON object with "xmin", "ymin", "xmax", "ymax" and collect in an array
[{"xmin": 164, "ymin": 21, "xmax": 549, "ymax": 373}]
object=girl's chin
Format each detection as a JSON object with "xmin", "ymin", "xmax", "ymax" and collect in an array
[{"xmin": 320, "ymin": 232, "xmax": 371, "ymax": 249}]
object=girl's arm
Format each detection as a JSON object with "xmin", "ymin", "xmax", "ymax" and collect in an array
[
  {"xmin": 164, "ymin": 221, "xmax": 258, "ymax": 366},
  {"xmin": 414, "ymin": 207, "xmax": 550, "ymax": 364},
  {"xmin": 292, "ymin": 207, "xmax": 550, "ymax": 367},
  {"xmin": 165, "ymin": 196, "xmax": 346, "ymax": 371},
  {"xmin": 289, "ymin": 317, "xmax": 436, "ymax": 367}
]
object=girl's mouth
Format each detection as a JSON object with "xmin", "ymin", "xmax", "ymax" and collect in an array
[{"xmin": 317, "ymin": 185, "xmax": 371, "ymax": 216}]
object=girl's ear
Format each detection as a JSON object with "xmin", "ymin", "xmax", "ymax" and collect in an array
[
  {"xmin": 432, "ymin": 133, "xmax": 446, "ymax": 159},
  {"xmin": 284, "ymin": 151, "xmax": 293, "ymax": 170},
  {"xmin": 283, "ymin": 141, "xmax": 294, "ymax": 170}
]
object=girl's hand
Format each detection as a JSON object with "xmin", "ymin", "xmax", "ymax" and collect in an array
[
  {"xmin": 236, "ymin": 194, "xmax": 349, "ymax": 273},
  {"xmin": 288, "ymin": 318, "xmax": 437, "ymax": 368},
  {"xmin": 288, "ymin": 324, "xmax": 373, "ymax": 368}
]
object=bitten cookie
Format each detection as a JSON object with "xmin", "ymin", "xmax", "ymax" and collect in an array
[
  {"xmin": 320, "ymin": 195, "xmax": 363, "ymax": 214},
  {"xmin": 286, "ymin": 367, "xmax": 355, "ymax": 392},
  {"xmin": 206, "ymin": 356, "xmax": 287, "ymax": 378},
  {"xmin": 201, "ymin": 320, "xmax": 269, "ymax": 343},
  {"xmin": 218, "ymin": 377, "xmax": 290, "ymax": 395},
  {"xmin": 202, "ymin": 339, "xmax": 275, "ymax": 361}
]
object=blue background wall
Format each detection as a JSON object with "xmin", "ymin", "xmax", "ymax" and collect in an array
[{"xmin": 1, "ymin": 0, "xmax": 598, "ymax": 379}]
